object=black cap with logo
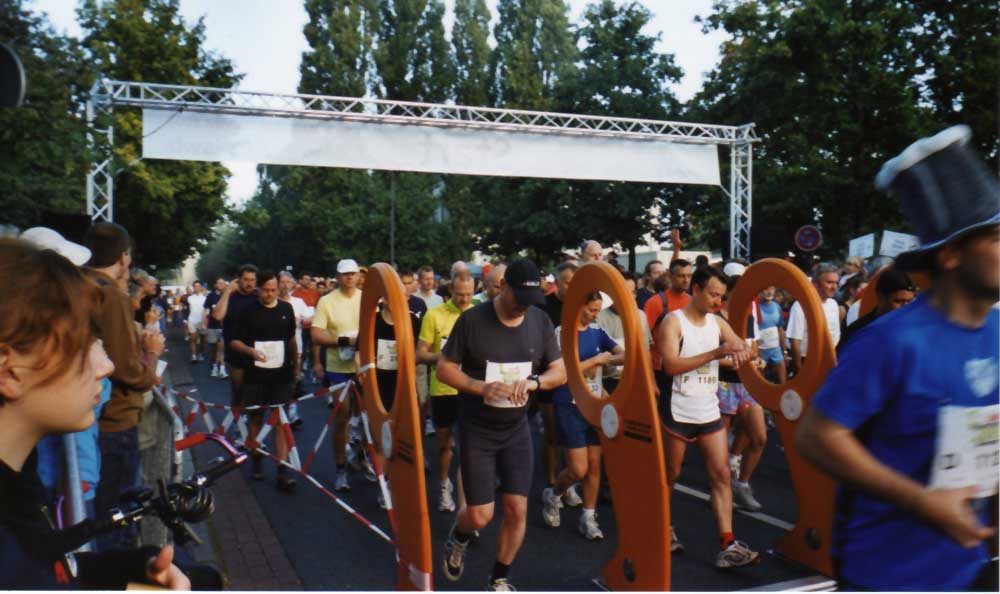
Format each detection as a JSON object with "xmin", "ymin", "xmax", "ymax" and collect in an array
[{"xmin": 504, "ymin": 258, "xmax": 546, "ymax": 307}]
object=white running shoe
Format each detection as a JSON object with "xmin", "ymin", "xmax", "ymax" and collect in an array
[
  {"xmin": 209, "ymin": 365, "xmax": 220, "ymax": 378},
  {"xmin": 733, "ymin": 482, "xmax": 763, "ymax": 512},
  {"xmin": 562, "ymin": 484, "xmax": 583, "ymax": 507},
  {"xmin": 442, "ymin": 524, "xmax": 468, "ymax": 581},
  {"xmin": 333, "ymin": 468, "xmax": 350, "ymax": 492},
  {"xmin": 716, "ymin": 540, "xmax": 760, "ymax": 568},
  {"xmin": 487, "ymin": 577, "xmax": 516, "ymax": 591},
  {"xmin": 541, "ymin": 487, "xmax": 562, "ymax": 527},
  {"xmin": 670, "ymin": 526, "xmax": 684, "ymax": 552},
  {"xmin": 578, "ymin": 513, "xmax": 604, "ymax": 540},
  {"xmin": 438, "ymin": 478, "xmax": 456, "ymax": 512},
  {"xmin": 218, "ymin": 366, "xmax": 229, "ymax": 379}
]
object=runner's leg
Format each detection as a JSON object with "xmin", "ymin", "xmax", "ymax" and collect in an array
[
  {"xmin": 695, "ymin": 428, "xmax": 733, "ymax": 535},
  {"xmin": 496, "ymin": 494, "xmax": 527, "ymax": 565},
  {"xmin": 737, "ymin": 404, "xmax": 767, "ymax": 483}
]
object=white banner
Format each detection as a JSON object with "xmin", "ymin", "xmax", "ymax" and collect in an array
[
  {"xmin": 880, "ymin": 230, "xmax": 921, "ymax": 258},
  {"xmin": 142, "ymin": 109, "xmax": 721, "ymax": 185},
  {"xmin": 848, "ymin": 233, "xmax": 876, "ymax": 258}
]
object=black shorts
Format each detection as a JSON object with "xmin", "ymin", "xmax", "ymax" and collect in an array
[
  {"xmin": 242, "ymin": 380, "xmax": 294, "ymax": 409},
  {"xmin": 655, "ymin": 370, "xmax": 724, "ymax": 443},
  {"xmin": 459, "ymin": 420, "xmax": 533, "ymax": 506},
  {"xmin": 535, "ymin": 389, "xmax": 553, "ymax": 405},
  {"xmin": 431, "ymin": 396, "xmax": 459, "ymax": 429}
]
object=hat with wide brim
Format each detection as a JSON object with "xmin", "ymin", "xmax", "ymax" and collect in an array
[{"xmin": 875, "ymin": 125, "xmax": 1000, "ymax": 271}]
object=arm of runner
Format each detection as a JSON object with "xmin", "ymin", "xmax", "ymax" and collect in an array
[
  {"xmin": 797, "ymin": 407, "xmax": 995, "ymax": 548},
  {"xmin": 670, "ymin": 228, "xmax": 683, "ymax": 262},
  {"xmin": 660, "ymin": 314, "xmax": 733, "ymax": 375},
  {"xmin": 312, "ymin": 342, "xmax": 323, "ymax": 380},
  {"xmin": 789, "ymin": 338, "xmax": 802, "ymax": 372},
  {"xmin": 717, "ymin": 315, "xmax": 752, "ymax": 368},
  {"xmin": 416, "ymin": 340, "xmax": 439, "ymax": 365},
  {"xmin": 211, "ymin": 281, "xmax": 237, "ymax": 322},
  {"xmin": 229, "ymin": 339, "xmax": 265, "ymax": 363},
  {"xmin": 511, "ymin": 358, "xmax": 566, "ymax": 406}
]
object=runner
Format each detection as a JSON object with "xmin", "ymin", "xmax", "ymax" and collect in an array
[
  {"xmin": 416, "ymin": 265, "xmax": 444, "ymax": 309},
  {"xmin": 786, "ymin": 263, "xmax": 841, "ymax": 375},
  {"xmin": 187, "ymin": 280, "xmax": 207, "ymax": 363},
  {"xmin": 293, "ymin": 273, "xmax": 320, "ymax": 383},
  {"xmin": 579, "ymin": 239, "xmax": 603, "ymax": 262},
  {"xmin": 645, "ymin": 259, "xmax": 693, "ymax": 398},
  {"xmin": 596, "ymin": 281, "xmax": 652, "ymax": 394},
  {"xmin": 715, "ymin": 269, "xmax": 766, "ymax": 512},
  {"xmin": 436, "ymin": 259, "xmax": 566, "ymax": 591},
  {"xmin": 474, "ymin": 263, "xmax": 505, "ymax": 304},
  {"xmin": 798, "ymin": 125, "xmax": 999, "ymax": 590},
  {"xmin": 417, "ymin": 271, "xmax": 476, "ymax": 513},
  {"xmin": 636, "ymin": 260, "xmax": 665, "ymax": 309},
  {"xmin": 202, "ymin": 277, "xmax": 228, "ymax": 378},
  {"xmin": 311, "ymin": 259, "xmax": 367, "ymax": 491},
  {"xmin": 838, "ymin": 267, "xmax": 916, "ymax": 351},
  {"xmin": 230, "ymin": 271, "xmax": 299, "ymax": 492},
  {"xmin": 540, "ymin": 261, "xmax": 578, "ymax": 496},
  {"xmin": 542, "ymin": 291, "xmax": 623, "ymax": 540},
  {"xmin": 211, "ymin": 264, "xmax": 260, "ymax": 409},
  {"xmin": 659, "ymin": 265, "xmax": 760, "ymax": 567},
  {"xmin": 756, "ymin": 285, "xmax": 787, "ymax": 383},
  {"xmin": 278, "ymin": 271, "xmax": 309, "ymax": 428}
]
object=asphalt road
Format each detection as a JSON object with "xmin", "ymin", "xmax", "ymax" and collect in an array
[{"xmin": 177, "ymin": 336, "xmax": 822, "ymax": 591}]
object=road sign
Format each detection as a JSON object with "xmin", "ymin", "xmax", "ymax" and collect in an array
[
  {"xmin": 848, "ymin": 233, "xmax": 876, "ymax": 258},
  {"xmin": 794, "ymin": 225, "xmax": 823, "ymax": 252}
]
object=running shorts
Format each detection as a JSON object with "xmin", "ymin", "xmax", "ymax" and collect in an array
[
  {"xmin": 204, "ymin": 328, "xmax": 222, "ymax": 344},
  {"xmin": 431, "ymin": 395, "xmax": 459, "ymax": 430},
  {"xmin": 656, "ymin": 369, "xmax": 724, "ymax": 443},
  {"xmin": 459, "ymin": 420, "xmax": 533, "ymax": 506},
  {"xmin": 554, "ymin": 401, "xmax": 599, "ymax": 449},
  {"xmin": 242, "ymin": 380, "xmax": 294, "ymax": 408},
  {"xmin": 718, "ymin": 381, "xmax": 758, "ymax": 416},
  {"xmin": 760, "ymin": 346, "xmax": 783, "ymax": 366}
]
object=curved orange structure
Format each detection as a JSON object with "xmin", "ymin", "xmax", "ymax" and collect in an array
[
  {"xmin": 561, "ymin": 261, "xmax": 671, "ymax": 591},
  {"xmin": 728, "ymin": 258, "xmax": 837, "ymax": 576},
  {"xmin": 357, "ymin": 263, "xmax": 433, "ymax": 591}
]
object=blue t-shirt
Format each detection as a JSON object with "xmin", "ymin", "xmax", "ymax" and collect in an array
[
  {"xmin": 553, "ymin": 325, "xmax": 618, "ymax": 404},
  {"xmin": 812, "ymin": 294, "xmax": 998, "ymax": 590},
  {"xmin": 759, "ymin": 300, "xmax": 783, "ymax": 331}
]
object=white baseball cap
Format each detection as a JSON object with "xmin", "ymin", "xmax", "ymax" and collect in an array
[
  {"xmin": 336, "ymin": 259, "xmax": 360, "ymax": 274},
  {"xmin": 723, "ymin": 262, "xmax": 747, "ymax": 277},
  {"xmin": 20, "ymin": 227, "xmax": 91, "ymax": 266}
]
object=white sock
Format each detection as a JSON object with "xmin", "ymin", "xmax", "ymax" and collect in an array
[
  {"xmin": 734, "ymin": 480, "xmax": 749, "ymax": 488},
  {"xmin": 582, "ymin": 508, "xmax": 595, "ymax": 519}
]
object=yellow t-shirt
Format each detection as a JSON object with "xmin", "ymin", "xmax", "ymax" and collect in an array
[
  {"xmin": 313, "ymin": 288, "xmax": 362, "ymax": 374},
  {"xmin": 419, "ymin": 299, "xmax": 471, "ymax": 396}
]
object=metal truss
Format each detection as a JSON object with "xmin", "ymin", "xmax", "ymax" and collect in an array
[
  {"xmin": 727, "ymin": 141, "xmax": 753, "ymax": 259},
  {"xmin": 85, "ymin": 96, "xmax": 115, "ymax": 223},
  {"xmin": 87, "ymin": 79, "xmax": 758, "ymax": 259}
]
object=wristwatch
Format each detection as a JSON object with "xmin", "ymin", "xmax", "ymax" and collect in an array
[{"xmin": 528, "ymin": 374, "xmax": 541, "ymax": 391}]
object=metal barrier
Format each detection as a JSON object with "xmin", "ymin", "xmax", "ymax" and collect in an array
[{"xmin": 560, "ymin": 261, "xmax": 672, "ymax": 590}]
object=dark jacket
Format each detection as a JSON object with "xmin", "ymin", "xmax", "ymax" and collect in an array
[{"xmin": 0, "ymin": 451, "xmax": 157, "ymax": 589}]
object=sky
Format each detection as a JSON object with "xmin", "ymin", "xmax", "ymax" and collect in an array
[{"xmin": 29, "ymin": 0, "xmax": 727, "ymax": 205}]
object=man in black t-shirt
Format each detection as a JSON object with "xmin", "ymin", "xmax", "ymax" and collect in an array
[
  {"xmin": 230, "ymin": 271, "xmax": 298, "ymax": 492},
  {"xmin": 211, "ymin": 264, "xmax": 259, "ymax": 408},
  {"xmin": 437, "ymin": 259, "xmax": 566, "ymax": 591}
]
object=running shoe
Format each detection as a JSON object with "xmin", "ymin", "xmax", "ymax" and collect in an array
[
  {"xmin": 578, "ymin": 513, "xmax": 604, "ymax": 540},
  {"xmin": 487, "ymin": 577, "xmax": 516, "ymax": 591},
  {"xmin": 334, "ymin": 468, "xmax": 351, "ymax": 492},
  {"xmin": 733, "ymin": 482, "xmax": 763, "ymax": 511},
  {"xmin": 276, "ymin": 469, "xmax": 297, "ymax": 493},
  {"xmin": 716, "ymin": 540, "xmax": 760, "ymax": 568},
  {"xmin": 439, "ymin": 478, "xmax": 456, "ymax": 512},
  {"xmin": 218, "ymin": 366, "xmax": 229, "ymax": 379},
  {"xmin": 362, "ymin": 458, "xmax": 378, "ymax": 483},
  {"xmin": 670, "ymin": 526, "xmax": 684, "ymax": 553},
  {"xmin": 288, "ymin": 403, "xmax": 303, "ymax": 429},
  {"xmin": 442, "ymin": 524, "xmax": 469, "ymax": 581},
  {"xmin": 191, "ymin": 354, "xmax": 198, "ymax": 363},
  {"xmin": 209, "ymin": 365, "xmax": 219, "ymax": 378},
  {"xmin": 541, "ymin": 487, "xmax": 562, "ymax": 528},
  {"xmin": 562, "ymin": 484, "xmax": 582, "ymax": 507}
]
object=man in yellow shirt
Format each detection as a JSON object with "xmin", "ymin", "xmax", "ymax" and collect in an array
[
  {"xmin": 418, "ymin": 272, "xmax": 476, "ymax": 513},
  {"xmin": 311, "ymin": 259, "xmax": 363, "ymax": 492}
]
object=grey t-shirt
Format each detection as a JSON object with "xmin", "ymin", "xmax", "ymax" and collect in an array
[{"xmin": 442, "ymin": 301, "xmax": 561, "ymax": 433}]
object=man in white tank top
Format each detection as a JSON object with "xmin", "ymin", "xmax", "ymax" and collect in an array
[{"xmin": 658, "ymin": 266, "xmax": 761, "ymax": 569}]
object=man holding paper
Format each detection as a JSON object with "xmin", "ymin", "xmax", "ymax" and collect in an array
[
  {"xmin": 436, "ymin": 258, "xmax": 565, "ymax": 591},
  {"xmin": 230, "ymin": 271, "xmax": 298, "ymax": 492}
]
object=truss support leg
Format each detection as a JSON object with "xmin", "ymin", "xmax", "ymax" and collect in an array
[
  {"xmin": 728, "ymin": 141, "xmax": 753, "ymax": 260},
  {"xmin": 86, "ymin": 95, "xmax": 115, "ymax": 222}
]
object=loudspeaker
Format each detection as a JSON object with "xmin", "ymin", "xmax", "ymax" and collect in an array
[{"xmin": 1, "ymin": 43, "xmax": 27, "ymax": 108}]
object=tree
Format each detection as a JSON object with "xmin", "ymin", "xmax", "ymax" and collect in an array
[
  {"xmin": 452, "ymin": 0, "xmax": 492, "ymax": 107},
  {"xmin": 569, "ymin": 0, "xmax": 684, "ymax": 271},
  {"xmin": 677, "ymin": 0, "xmax": 998, "ymax": 259},
  {"xmin": 0, "ymin": 1, "xmax": 93, "ymax": 229},
  {"xmin": 77, "ymin": 0, "xmax": 242, "ymax": 269},
  {"xmin": 375, "ymin": 0, "xmax": 455, "ymax": 102}
]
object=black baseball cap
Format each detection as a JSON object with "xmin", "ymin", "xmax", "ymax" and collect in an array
[{"xmin": 504, "ymin": 258, "xmax": 546, "ymax": 307}]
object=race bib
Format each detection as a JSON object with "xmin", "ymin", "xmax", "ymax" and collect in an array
[
  {"xmin": 928, "ymin": 404, "xmax": 1000, "ymax": 498},
  {"xmin": 377, "ymin": 339, "xmax": 398, "ymax": 371},
  {"xmin": 254, "ymin": 340, "xmax": 285, "ymax": 369},
  {"xmin": 484, "ymin": 361, "xmax": 532, "ymax": 408},
  {"xmin": 338, "ymin": 330, "xmax": 358, "ymax": 362},
  {"xmin": 759, "ymin": 326, "xmax": 780, "ymax": 350}
]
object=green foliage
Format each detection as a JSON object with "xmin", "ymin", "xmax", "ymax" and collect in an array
[
  {"xmin": 674, "ymin": 0, "xmax": 998, "ymax": 258},
  {"xmin": 0, "ymin": 0, "xmax": 93, "ymax": 228},
  {"xmin": 452, "ymin": 0, "xmax": 491, "ymax": 106},
  {"xmin": 77, "ymin": 0, "xmax": 242, "ymax": 269}
]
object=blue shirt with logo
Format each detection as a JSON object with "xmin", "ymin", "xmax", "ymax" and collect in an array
[
  {"xmin": 812, "ymin": 294, "xmax": 998, "ymax": 590},
  {"xmin": 553, "ymin": 325, "xmax": 618, "ymax": 405}
]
